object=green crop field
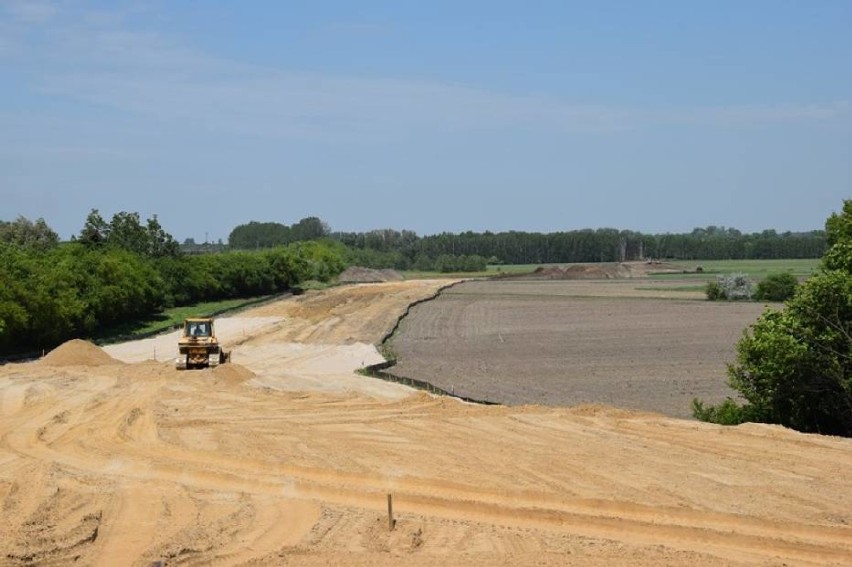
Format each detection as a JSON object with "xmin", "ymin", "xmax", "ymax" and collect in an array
[
  {"xmin": 482, "ymin": 259, "xmax": 819, "ymax": 280},
  {"xmin": 649, "ymin": 258, "xmax": 820, "ymax": 280},
  {"xmin": 402, "ymin": 259, "xmax": 820, "ymax": 282},
  {"xmin": 400, "ymin": 270, "xmax": 492, "ymax": 279}
]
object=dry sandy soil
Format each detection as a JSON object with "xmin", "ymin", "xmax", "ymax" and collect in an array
[
  {"xmin": 389, "ymin": 280, "xmax": 769, "ymax": 416},
  {"xmin": 1, "ymin": 280, "xmax": 851, "ymax": 566}
]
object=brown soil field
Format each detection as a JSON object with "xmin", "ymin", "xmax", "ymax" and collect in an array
[
  {"xmin": 389, "ymin": 280, "xmax": 771, "ymax": 417},
  {"xmin": 1, "ymin": 280, "xmax": 851, "ymax": 566}
]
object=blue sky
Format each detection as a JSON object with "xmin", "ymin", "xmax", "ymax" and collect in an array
[{"xmin": 1, "ymin": 1, "xmax": 850, "ymax": 242}]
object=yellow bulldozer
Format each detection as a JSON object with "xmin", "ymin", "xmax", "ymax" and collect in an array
[{"xmin": 175, "ymin": 317, "xmax": 230, "ymax": 370}]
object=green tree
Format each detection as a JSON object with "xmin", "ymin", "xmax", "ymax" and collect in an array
[
  {"xmin": 145, "ymin": 215, "xmax": 180, "ymax": 257},
  {"xmin": 79, "ymin": 210, "xmax": 179, "ymax": 258},
  {"xmin": 108, "ymin": 211, "xmax": 148, "ymax": 255},
  {"xmin": 290, "ymin": 216, "xmax": 330, "ymax": 242},
  {"xmin": 79, "ymin": 209, "xmax": 110, "ymax": 247},
  {"xmin": 824, "ymin": 201, "xmax": 852, "ymax": 272},
  {"xmin": 0, "ymin": 245, "xmax": 33, "ymax": 351},
  {"xmin": 0, "ymin": 216, "xmax": 60, "ymax": 250},
  {"xmin": 228, "ymin": 221, "xmax": 291, "ymax": 248},
  {"xmin": 694, "ymin": 200, "xmax": 852, "ymax": 436}
]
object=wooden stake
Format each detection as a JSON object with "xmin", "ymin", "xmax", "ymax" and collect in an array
[{"xmin": 387, "ymin": 493, "xmax": 394, "ymax": 531}]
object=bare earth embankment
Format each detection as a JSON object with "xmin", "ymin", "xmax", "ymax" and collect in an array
[
  {"xmin": 1, "ymin": 280, "xmax": 851, "ymax": 566},
  {"xmin": 390, "ymin": 280, "xmax": 768, "ymax": 417}
]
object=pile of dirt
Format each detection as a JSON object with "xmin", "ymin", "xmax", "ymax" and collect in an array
[
  {"xmin": 41, "ymin": 339, "xmax": 122, "ymax": 367},
  {"xmin": 504, "ymin": 261, "xmax": 687, "ymax": 280},
  {"xmin": 338, "ymin": 266, "xmax": 404, "ymax": 283},
  {"xmin": 531, "ymin": 263, "xmax": 633, "ymax": 280},
  {"xmin": 212, "ymin": 363, "xmax": 255, "ymax": 384}
]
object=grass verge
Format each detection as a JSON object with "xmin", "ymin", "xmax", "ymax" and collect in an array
[
  {"xmin": 633, "ymin": 285, "xmax": 707, "ymax": 292},
  {"xmin": 94, "ymin": 294, "xmax": 281, "ymax": 342}
]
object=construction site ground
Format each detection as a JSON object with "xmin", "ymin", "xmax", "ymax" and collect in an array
[{"xmin": 1, "ymin": 279, "xmax": 850, "ymax": 566}]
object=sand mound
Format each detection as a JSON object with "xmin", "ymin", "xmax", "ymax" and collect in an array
[
  {"xmin": 212, "ymin": 363, "xmax": 255, "ymax": 384},
  {"xmin": 42, "ymin": 339, "xmax": 122, "ymax": 367},
  {"xmin": 338, "ymin": 266, "xmax": 404, "ymax": 283}
]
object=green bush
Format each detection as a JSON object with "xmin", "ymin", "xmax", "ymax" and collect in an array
[
  {"xmin": 0, "ymin": 243, "xmax": 166, "ymax": 353},
  {"xmin": 726, "ymin": 270, "xmax": 852, "ymax": 435},
  {"xmin": 0, "ymin": 222, "xmax": 348, "ymax": 355},
  {"xmin": 754, "ymin": 272, "xmax": 799, "ymax": 301},
  {"xmin": 693, "ymin": 200, "xmax": 852, "ymax": 437},
  {"xmin": 705, "ymin": 274, "xmax": 754, "ymax": 300},
  {"xmin": 705, "ymin": 281, "xmax": 725, "ymax": 301},
  {"xmin": 691, "ymin": 398, "xmax": 758, "ymax": 425},
  {"xmin": 343, "ymin": 247, "xmax": 410, "ymax": 270}
]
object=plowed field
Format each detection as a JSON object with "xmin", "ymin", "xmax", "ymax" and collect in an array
[
  {"xmin": 1, "ymin": 280, "xmax": 850, "ymax": 566},
  {"xmin": 389, "ymin": 280, "xmax": 769, "ymax": 416}
]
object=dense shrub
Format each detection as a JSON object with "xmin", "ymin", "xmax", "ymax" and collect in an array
[
  {"xmin": 292, "ymin": 240, "xmax": 348, "ymax": 282},
  {"xmin": 694, "ymin": 200, "xmax": 852, "ymax": 436},
  {"xmin": 718, "ymin": 273, "xmax": 753, "ymax": 300},
  {"xmin": 0, "ymin": 237, "xmax": 346, "ymax": 355},
  {"xmin": 0, "ymin": 243, "xmax": 165, "ymax": 352},
  {"xmin": 754, "ymin": 272, "xmax": 799, "ymax": 302},
  {"xmin": 0, "ymin": 216, "xmax": 59, "ymax": 251},
  {"xmin": 705, "ymin": 281, "xmax": 725, "ymax": 301},
  {"xmin": 691, "ymin": 398, "xmax": 758, "ymax": 425},
  {"xmin": 343, "ymin": 247, "xmax": 411, "ymax": 270},
  {"xmin": 705, "ymin": 274, "xmax": 753, "ymax": 301}
]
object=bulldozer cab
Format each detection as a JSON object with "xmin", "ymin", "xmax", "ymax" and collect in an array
[
  {"xmin": 184, "ymin": 319, "xmax": 212, "ymax": 338},
  {"xmin": 176, "ymin": 317, "xmax": 228, "ymax": 370}
]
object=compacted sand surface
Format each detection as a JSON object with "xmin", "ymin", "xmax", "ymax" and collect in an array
[{"xmin": 1, "ymin": 279, "xmax": 851, "ymax": 566}]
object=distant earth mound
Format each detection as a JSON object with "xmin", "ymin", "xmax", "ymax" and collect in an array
[
  {"xmin": 503, "ymin": 261, "xmax": 684, "ymax": 280},
  {"xmin": 338, "ymin": 266, "xmax": 404, "ymax": 283}
]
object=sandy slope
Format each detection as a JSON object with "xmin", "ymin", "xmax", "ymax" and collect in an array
[{"xmin": 1, "ymin": 280, "xmax": 851, "ymax": 566}]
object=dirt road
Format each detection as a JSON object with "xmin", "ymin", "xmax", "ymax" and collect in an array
[{"xmin": 1, "ymin": 280, "xmax": 850, "ymax": 566}]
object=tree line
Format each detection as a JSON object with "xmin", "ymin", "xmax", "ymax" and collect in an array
[
  {"xmin": 227, "ymin": 217, "xmax": 330, "ymax": 249},
  {"xmin": 229, "ymin": 219, "xmax": 826, "ymax": 270},
  {"xmin": 0, "ymin": 211, "xmax": 346, "ymax": 355},
  {"xmin": 334, "ymin": 226, "xmax": 826, "ymax": 266}
]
